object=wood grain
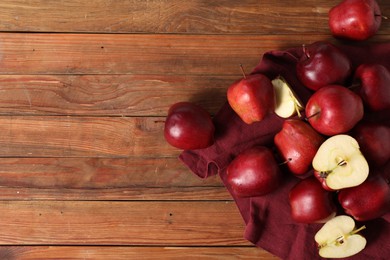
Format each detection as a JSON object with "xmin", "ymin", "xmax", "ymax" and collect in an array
[
  {"xmin": 0, "ymin": 0, "xmax": 388, "ymax": 35},
  {"xmin": 0, "ymin": 33, "xmax": 339, "ymax": 76},
  {"xmin": 0, "ymin": 201, "xmax": 249, "ymax": 246},
  {"xmin": 0, "ymin": 246, "xmax": 279, "ymax": 260},
  {"xmin": 0, "ymin": 1, "xmax": 388, "ymax": 259},
  {"xmin": 0, "ymin": 116, "xmax": 174, "ymax": 157},
  {"xmin": 0, "ymin": 157, "xmax": 229, "ymax": 201},
  {"xmin": 0, "ymin": 74, "xmax": 230, "ymax": 116}
]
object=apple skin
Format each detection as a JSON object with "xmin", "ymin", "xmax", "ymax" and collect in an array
[
  {"xmin": 338, "ymin": 174, "xmax": 390, "ymax": 221},
  {"xmin": 296, "ymin": 41, "xmax": 352, "ymax": 91},
  {"xmin": 164, "ymin": 102, "xmax": 215, "ymax": 150},
  {"xmin": 351, "ymin": 121, "xmax": 390, "ymax": 168},
  {"xmin": 226, "ymin": 146, "xmax": 282, "ymax": 197},
  {"xmin": 305, "ymin": 85, "xmax": 364, "ymax": 136},
  {"xmin": 274, "ymin": 119, "xmax": 325, "ymax": 175},
  {"xmin": 329, "ymin": 0, "xmax": 382, "ymax": 41},
  {"xmin": 353, "ymin": 63, "xmax": 390, "ymax": 112},
  {"xmin": 227, "ymin": 73, "xmax": 275, "ymax": 124},
  {"xmin": 289, "ymin": 176, "xmax": 337, "ymax": 223},
  {"xmin": 314, "ymin": 170, "xmax": 336, "ymax": 191}
]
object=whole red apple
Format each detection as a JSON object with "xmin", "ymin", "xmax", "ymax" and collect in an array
[
  {"xmin": 227, "ymin": 73, "xmax": 275, "ymax": 124},
  {"xmin": 289, "ymin": 176, "xmax": 337, "ymax": 223},
  {"xmin": 305, "ymin": 85, "xmax": 364, "ymax": 136},
  {"xmin": 164, "ymin": 102, "xmax": 215, "ymax": 150},
  {"xmin": 226, "ymin": 146, "xmax": 281, "ymax": 197},
  {"xmin": 296, "ymin": 41, "xmax": 352, "ymax": 91},
  {"xmin": 338, "ymin": 174, "xmax": 390, "ymax": 221},
  {"xmin": 351, "ymin": 121, "xmax": 390, "ymax": 167},
  {"xmin": 274, "ymin": 119, "xmax": 325, "ymax": 175},
  {"xmin": 329, "ymin": 0, "xmax": 383, "ymax": 41},
  {"xmin": 353, "ymin": 63, "xmax": 390, "ymax": 112}
]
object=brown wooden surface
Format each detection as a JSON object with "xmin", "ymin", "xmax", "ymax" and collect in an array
[{"xmin": 0, "ymin": 1, "xmax": 388, "ymax": 259}]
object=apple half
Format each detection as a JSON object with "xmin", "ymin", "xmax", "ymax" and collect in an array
[
  {"xmin": 312, "ymin": 135, "xmax": 369, "ymax": 190},
  {"xmin": 315, "ymin": 215, "xmax": 366, "ymax": 258},
  {"xmin": 272, "ymin": 77, "xmax": 304, "ymax": 118}
]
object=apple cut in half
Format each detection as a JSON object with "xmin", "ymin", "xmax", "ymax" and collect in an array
[
  {"xmin": 272, "ymin": 77, "xmax": 304, "ymax": 118},
  {"xmin": 315, "ymin": 215, "xmax": 366, "ymax": 258},
  {"xmin": 313, "ymin": 135, "xmax": 369, "ymax": 190}
]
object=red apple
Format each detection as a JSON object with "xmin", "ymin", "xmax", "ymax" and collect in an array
[
  {"xmin": 274, "ymin": 119, "xmax": 325, "ymax": 175},
  {"xmin": 289, "ymin": 176, "xmax": 337, "ymax": 223},
  {"xmin": 227, "ymin": 73, "xmax": 275, "ymax": 124},
  {"xmin": 329, "ymin": 0, "xmax": 383, "ymax": 41},
  {"xmin": 351, "ymin": 121, "xmax": 390, "ymax": 167},
  {"xmin": 313, "ymin": 135, "xmax": 369, "ymax": 191},
  {"xmin": 296, "ymin": 41, "xmax": 352, "ymax": 91},
  {"xmin": 164, "ymin": 102, "xmax": 215, "ymax": 150},
  {"xmin": 353, "ymin": 63, "xmax": 390, "ymax": 112},
  {"xmin": 226, "ymin": 146, "xmax": 281, "ymax": 197},
  {"xmin": 305, "ymin": 85, "xmax": 364, "ymax": 136},
  {"xmin": 338, "ymin": 173, "xmax": 390, "ymax": 221}
]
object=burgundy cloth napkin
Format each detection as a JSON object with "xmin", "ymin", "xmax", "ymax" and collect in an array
[{"xmin": 180, "ymin": 42, "xmax": 390, "ymax": 260}]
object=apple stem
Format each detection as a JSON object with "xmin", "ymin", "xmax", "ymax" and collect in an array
[
  {"xmin": 279, "ymin": 158, "xmax": 292, "ymax": 165},
  {"xmin": 302, "ymin": 44, "xmax": 310, "ymax": 59},
  {"xmin": 305, "ymin": 111, "xmax": 320, "ymax": 121},
  {"xmin": 332, "ymin": 226, "xmax": 366, "ymax": 247},
  {"xmin": 239, "ymin": 64, "xmax": 247, "ymax": 79},
  {"xmin": 352, "ymin": 225, "xmax": 366, "ymax": 235}
]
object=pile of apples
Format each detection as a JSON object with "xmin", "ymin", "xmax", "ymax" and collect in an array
[{"xmin": 164, "ymin": 0, "xmax": 389, "ymax": 258}]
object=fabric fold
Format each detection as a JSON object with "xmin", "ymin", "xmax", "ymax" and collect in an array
[{"xmin": 179, "ymin": 42, "xmax": 390, "ymax": 259}]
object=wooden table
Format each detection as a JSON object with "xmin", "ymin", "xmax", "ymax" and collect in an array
[{"xmin": 0, "ymin": 1, "xmax": 388, "ymax": 259}]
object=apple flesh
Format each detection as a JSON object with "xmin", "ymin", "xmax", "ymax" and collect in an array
[
  {"xmin": 289, "ymin": 176, "xmax": 337, "ymax": 223},
  {"xmin": 164, "ymin": 102, "xmax": 215, "ymax": 150},
  {"xmin": 351, "ymin": 121, "xmax": 390, "ymax": 167},
  {"xmin": 226, "ymin": 146, "xmax": 282, "ymax": 197},
  {"xmin": 329, "ymin": 0, "xmax": 383, "ymax": 41},
  {"xmin": 296, "ymin": 41, "xmax": 352, "ymax": 91},
  {"xmin": 271, "ymin": 77, "xmax": 304, "ymax": 118},
  {"xmin": 305, "ymin": 85, "xmax": 364, "ymax": 136},
  {"xmin": 353, "ymin": 63, "xmax": 390, "ymax": 112},
  {"xmin": 338, "ymin": 174, "xmax": 390, "ymax": 221},
  {"xmin": 313, "ymin": 135, "xmax": 369, "ymax": 191},
  {"xmin": 315, "ymin": 215, "xmax": 367, "ymax": 258},
  {"xmin": 274, "ymin": 119, "xmax": 325, "ymax": 175},
  {"xmin": 227, "ymin": 73, "xmax": 275, "ymax": 124}
]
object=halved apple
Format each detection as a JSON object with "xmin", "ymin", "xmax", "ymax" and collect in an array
[
  {"xmin": 315, "ymin": 215, "xmax": 366, "ymax": 258},
  {"xmin": 312, "ymin": 135, "xmax": 369, "ymax": 190},
  {"xmin": 272, "ymin": 77, "xmax": 304, "ymax": 118}
]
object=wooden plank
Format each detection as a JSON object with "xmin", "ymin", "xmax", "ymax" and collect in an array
[
  {"xmin": 0, "ymin": 33, "xmax": 341, "ymax": 76},
  {"xmin": 0, "ymin": 157, "xmax": 229, "ymax": 201},
  {"xmin": 0, "ymin": 246, "xmax": 279, "ymax": 259},
  {"xmin": 0, "ymin": 116, "xmax": 175, "ymax": 158},
  {"xmin": 1, "ymin": 33, "xmax": 388, "ymax": 76},
  {"xmin": 0, "ymin": 0, "xmax": 388, "ymax": 35},
  {"xmin": 0, "ymin": 201, "xmax": 250, "ymax": 246},
  {"xmin": 0, "ymin": 74, "xmax": 230, "ymax": 116}
]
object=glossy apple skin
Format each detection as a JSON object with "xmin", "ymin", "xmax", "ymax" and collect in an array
[
  {"xmin": 338, "ymin": 174, "xmax": 390, "ymax": 221},
  {"xmin": 351, "ymin": 121, "xmax": 390, "ymax": 168},
  {"xmin": 274, "ymin": 119, "xmax": 325, "ymax": 175},
  {"xmin": 289, "ymin": 176, "xmax": 337, "ymax": 223},
  {"xmin": 226, "ymin": 146, "xmax": 281, "ymax": 197},
  {"xmin": 306, "ymin": 85, "xmax": 364, "ymax": 136},
  {"xmin": 296, "ymin": 41, "xmax": 352, "ymax": 91},
  {"xmin": 164, "ymin": 102, "xmax": 215, "ymax": 150},
  {"xmin": 329, "ymin": 0, "xmax": 382, "ymax": 41},
  {"xmin": 354, "ymin": 64, "xmax": 390, "ymax": 112},
  {"xmin": 227, "ymin": 74, "xmax": 275, "ymax": 124}
]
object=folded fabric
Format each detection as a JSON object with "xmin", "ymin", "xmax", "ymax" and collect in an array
[{"xmin": 179, "ymin": 42, "xmax": 390, "ymax": 260}]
